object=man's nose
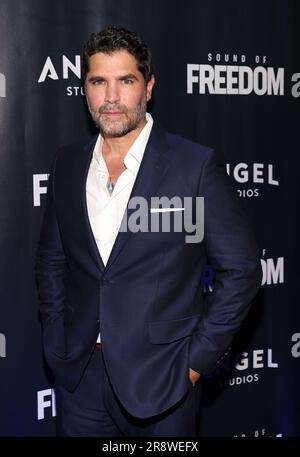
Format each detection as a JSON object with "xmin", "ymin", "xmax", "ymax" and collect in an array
[{"xmin": 104, "ymin": 83, "xmax": 120, "ymax": 103}]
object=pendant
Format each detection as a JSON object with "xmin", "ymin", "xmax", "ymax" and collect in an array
[{"xmin": 106, "ymin": 176, "xmax": 115, "ymax": 194}]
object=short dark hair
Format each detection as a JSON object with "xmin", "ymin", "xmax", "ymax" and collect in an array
[{"xmin": 82, "ymin": 26, "xmax": 153, "ymax": 83}]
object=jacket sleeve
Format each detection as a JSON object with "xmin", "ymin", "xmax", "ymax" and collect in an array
[
  {"xmin": 188, "ymin": 150, "xmax": 262, "ymax": 376},
  {"xmin": 35, "ymin": 152, "xmax": 67, "ymax": 354}
]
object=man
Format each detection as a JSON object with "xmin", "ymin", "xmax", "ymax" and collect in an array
[{"xmin": 35, "ymin": 27, "xmax": 261, "ymax": 437}]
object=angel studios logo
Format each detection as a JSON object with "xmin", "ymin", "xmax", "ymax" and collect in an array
[
  {"xmin": 37, "ymin": 54, "xmax": 85, "ymax": 97},
  {"xmin": 222, "ymin": 348, "xmax": 279, "ymax": 388},
  {"xmin": 187, "ymin": 52, "xmax": 300, "ymax": 98},
  {"xmin": 226, "ymin": 162, "xmax": 279, "ymax": 199}
]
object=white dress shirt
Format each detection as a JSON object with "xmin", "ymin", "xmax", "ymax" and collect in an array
[{"xmin": 86, "ymin": 113, "xmax": 153, "ymax": 342}]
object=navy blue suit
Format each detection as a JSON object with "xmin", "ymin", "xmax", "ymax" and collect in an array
[{"xmin": 36, "ymin": 124, "xmax": 261, "ymax": 424}]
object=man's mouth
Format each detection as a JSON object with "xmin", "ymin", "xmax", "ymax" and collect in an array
[{"xmin": 102, "ymin": 111, "xmax": 124, "ymax": 116}]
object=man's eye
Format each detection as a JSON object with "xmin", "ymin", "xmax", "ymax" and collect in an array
[
  {"xmin": 122, "ymin": 79, "xmax": 134, "ymax": 85},
  {"xmin": 92, "ymin": 80, "xmax": 104, "ymax": 85}
]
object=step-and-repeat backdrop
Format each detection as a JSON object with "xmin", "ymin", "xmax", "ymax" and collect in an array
[{"xmin": 1, "ymin": 0, "xmax": 299, "ymax": 436}]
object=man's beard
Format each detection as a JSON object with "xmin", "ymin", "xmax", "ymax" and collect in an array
[{"xmin": 87, "ymin": 93, "xmax": 147, "ymax": 138}]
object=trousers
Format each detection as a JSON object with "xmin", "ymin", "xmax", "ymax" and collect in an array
[{"xmin": 55, "ymin": 345, "xmax": 201, "ymax": 437}]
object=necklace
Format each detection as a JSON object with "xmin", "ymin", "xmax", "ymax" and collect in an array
[{"xmin": 106, "ymin": 176, "xmax": 115, "ymax": 195}]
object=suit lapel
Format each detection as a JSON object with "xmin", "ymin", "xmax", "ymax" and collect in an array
[{"xmin": 105, "ymin": 125, "xmax": 170, "ymax": 272}]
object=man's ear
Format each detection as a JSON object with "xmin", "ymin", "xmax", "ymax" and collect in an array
[{"xmin": 146, "ymin": 75, "xmax": 155, "ymax": 102}]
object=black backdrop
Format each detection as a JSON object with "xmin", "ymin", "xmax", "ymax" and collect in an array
[{"xmin": 0, "ymin": 0, "xmax": 299, "ymax": 437}]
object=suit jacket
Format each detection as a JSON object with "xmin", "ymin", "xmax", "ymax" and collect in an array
[{"xmin": 35, "ymin": 123, "xmax": 261, "ymax": 418}]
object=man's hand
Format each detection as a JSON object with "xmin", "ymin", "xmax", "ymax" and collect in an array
[{"xmin": 189, "ymin": 367, "xmax": 201, "ymax": 386}]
